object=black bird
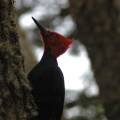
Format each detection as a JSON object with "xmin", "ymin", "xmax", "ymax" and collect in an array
[{"xmin": 28, "ymin": 17, "xmax": 72, "ymax": 120}]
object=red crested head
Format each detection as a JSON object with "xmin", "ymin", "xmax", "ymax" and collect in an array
[
  {"xmin": 44, "ymin": 30, "xmax": 72, "ymax": 57},
  {"xmin": 32, "ymin": 17, "xmax": 72, "ymax": 58}
]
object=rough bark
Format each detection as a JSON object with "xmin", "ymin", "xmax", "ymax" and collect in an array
[
  {"xmin": 0, "ymin": 0, "xmax": 37, "ymax": 119},
  {"xmin": 69, "ymin": 0, "xmax": 120, "ymax": 120}
]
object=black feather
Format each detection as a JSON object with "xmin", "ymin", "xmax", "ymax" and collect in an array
[{"xmin": 28, "ymin": 55, "xmax": 65, "ymax": 120}]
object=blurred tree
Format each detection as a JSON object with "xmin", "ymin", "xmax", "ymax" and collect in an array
[
  {"xmin": 19, "ymin": 29, "xmax": 37, "ymax": 73},
  {"xmin": 0, "ymin": 0, "xmax": 37, "ymax": 119},
  {"xmin": 15, "ymin": 0, "xmax": 37, "ymax": 73},
  {"xmin": 69, "ymin": 0, "xmax": 120, "ymax": 120}
]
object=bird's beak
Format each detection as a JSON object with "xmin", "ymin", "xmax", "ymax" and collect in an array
[{"xmin": 32, "ymin": 17, "xmax": 46, "ymax": 33}]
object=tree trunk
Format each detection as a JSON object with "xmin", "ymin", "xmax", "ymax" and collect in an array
[
  {"xmin": 69, "ymin": 0, "xmax": 120, "ymax": 120},
  {"xmin": 0, "ymin": 0, "xmax": 37, "ymax": 119}
]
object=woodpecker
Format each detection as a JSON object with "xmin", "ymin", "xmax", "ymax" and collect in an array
[{"xmin": 28, "ymin": 17, "xmax": 72, "ymax": 120}]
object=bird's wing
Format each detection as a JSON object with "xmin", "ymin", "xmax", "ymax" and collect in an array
[
  {"xmin": 28, "ymin": 65, "xmax": 65, "ymax": 119},
  {"xmin": 50, "ymin": 66, "xmax": 65, "ymax": 119}
]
